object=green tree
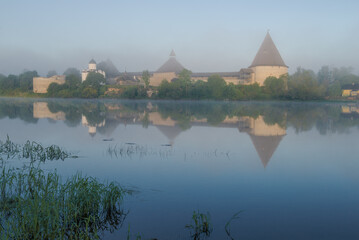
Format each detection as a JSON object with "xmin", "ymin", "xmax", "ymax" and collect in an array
[
  {"xmin": 288, "ymin": 67, "xmax": 325, "ymax": 100},
  {"xmin": 47, "ymin": 82, "xmax": 64, "ymax": 96},
  {"xmin": 223, "ymin": 83, "xmax": 242, "ymax": 100},
  {"xmin": 63, "ymin": 68, "xmax": 81, "ymax": 78},
  {"xmin": 65, "ymin": 74, "xmax": 81, "ymax": 89},
  {"xmin": 122, "ymin": 86, "xmax": 147, "ymax": 99},
  {"xmin": 264, "ymin": 75, "xmax": 286, "ymax": 98},
  {"xmin": 207, "ymin": 75, "xmax": 226, "ymax": 99},
  {"xmin": 142, "ymin": 70, "xmax": 150, "ymax": 89},
  {"xmin": 81, "ymin": 87, "xmax": 98, "ymax": 98},
  {"xmin": 83, "ymin": 72, "xmax": 105, "ymax": 90},
  {"xmin": 189, "ymin": 80, "xmax": 208, "ymax": 99},
  {"xmin": 3, "ymin": 75, "xmax": 20, "ymax": 90},
  {"xmin": 19, "ymin": 70, "xmax": 38, "ymax": 92},
  {"xmin": 327, "ymin": 81, "xmax": 342, "ymax": 97},
  {"xmin": 178, "ymin": 69, "xmax": 192, "ymax": 97}
]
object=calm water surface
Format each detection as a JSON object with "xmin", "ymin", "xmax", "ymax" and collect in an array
[{"xmin": 0, "ymin": 98, "xmax": 359, "ymax": 239}]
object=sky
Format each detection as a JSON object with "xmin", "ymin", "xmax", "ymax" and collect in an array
[{"xmin": 0, "ymin": 0, "xmax": 358, "ymax": 76}]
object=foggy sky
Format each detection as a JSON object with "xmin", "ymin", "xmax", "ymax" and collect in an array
[{"xmin": 0, "ymin": 0, "xmax": 358, "ymax": 76}]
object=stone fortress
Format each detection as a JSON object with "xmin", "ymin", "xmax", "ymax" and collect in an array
[
  {"xmin": 33, "ymin": 32, "xmax": 288, "ymax": 93},
  {"xmin": 143, "ymin": 32, "xmax": 288, "ymax": 86}
]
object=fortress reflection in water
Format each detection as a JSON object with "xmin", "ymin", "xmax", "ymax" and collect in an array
[{"xmin": 33, "ymin": 101, "xmax": 287, "ymax": 167}]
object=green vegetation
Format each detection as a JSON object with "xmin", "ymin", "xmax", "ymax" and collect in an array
[
  {"xmin": 0, "ymin": 70, "xmax": 39, "ymax": 97},
  {"xmin": 0, "ymin": 167, "xmax": 127, "ymax": 239},
  {"xmin": 142, "ymin": 70, "xmax": 150, "ymax": 89},
  {"xmin": 185, "ymin": 211, "xmax": 213, "ymax": 240},
  {"xmin": 0, "ymin": 136, "xmax": 71, "ymax": 162},
  {"xmin": 0, "ymin": 137, "xmax": 127, "ymax": 239}
]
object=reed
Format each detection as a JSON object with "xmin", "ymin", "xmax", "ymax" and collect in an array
[
  {"xmin": 0, "ymin": 167, "xmax": 127, "ymax": 239},
  {"xmin": 0, "ymin": 136, "xmax": 74, "ymax": 162},
  {"xmin": 185, "ymin": 210, "xmax": 213, "ymax": 240}
]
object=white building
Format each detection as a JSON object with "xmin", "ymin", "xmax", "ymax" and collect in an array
[{"xmin": 81, "ymin": 59, "xmax": 106, "ymax": 82}]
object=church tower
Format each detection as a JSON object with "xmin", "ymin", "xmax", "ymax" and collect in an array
[
  {"xmin": 249, "ymin": 32, "xmax": 288, "ymax": 86},
  {"xmin": 88, "ymin": 59, "xmax": 97, "ymax": 70}
]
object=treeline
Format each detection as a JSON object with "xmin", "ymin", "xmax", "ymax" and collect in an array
[
  {"xmin": 0, "ymin": 71, "xmax": 38, "ymax": 96},
  {"xmin": 1, "ymin": 66, "xmax": 358, "ymax": 100},
  {"xmin": 156, "ymin": 67, "xmax": 359, "ymax": 100}
]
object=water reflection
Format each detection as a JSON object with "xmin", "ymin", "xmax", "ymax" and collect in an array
[
  {"xmin": 1, "ymin": 99, "xmax": 359, "ymax": 166},
  {"xmin": 238, "ymin": 116, "xmax": 286, "ymax": 167}
]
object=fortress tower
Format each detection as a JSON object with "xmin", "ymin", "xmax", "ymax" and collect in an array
[
  {"xmin": 149, "ymin": 50, "xmax": 186, "ymax": 86},
  {"xmin": 249, "ymin": 32, "xmax": 288, "ymax": 86}
]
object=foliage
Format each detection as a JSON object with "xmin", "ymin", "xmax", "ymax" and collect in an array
[
  {"xmin": 122, "ymin": 86, "xmax": 147, "ymax": 99},
  {"xmin": 264, "ymin": 75, "xmax": 287, "ymax": 98},
  {"xmin": 185, "ymin": 211, "xmax": 213, "ymax": 240},
  {"xmin": 83, "ymin": 72, "xmax": 105, "ymax": 89},
  {"xmin": 288, "ymin": 67, "xmax": 325, "ymax": 100},
  {"xmin": 0, "ymin": 167, "xmax": 127, "ymax": 239},
  {"xmin": 65, "ymin": 74, "xmax": 81, "ymax": 89},
  {"xmin": 0, "ymin": 135, "xmax": 72, "ymax": 162},
  {"xmin": 207, "ymin": 75, "xmax": 226, "ymax": 99},
  {"xmin": 142, "ymin": 70, "xmax": 150, "ymax": 89},
  {"xmin": 63, "ymin": 68, "xmax": 81, "ymax": 78},
  {"xmin": 19, "ymin": 70, "xmax": 38, "ymax": 92},
  {"xmin": 81, "ymin": 87, "xmax": 99, "ymax": 98}
]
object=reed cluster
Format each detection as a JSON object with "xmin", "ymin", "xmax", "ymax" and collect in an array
[
  {"xmin": 0, "ymin": 136, "xmax": 73, "ymax": 162},
  {"xmin": 0, "ymin": 167, "xmax": 127, "ymax": 239}
]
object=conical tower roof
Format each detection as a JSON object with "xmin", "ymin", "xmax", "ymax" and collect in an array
[
  {"xmin": 89, "ymin": 59, "xmax": 96, "ymax": 64},
  {"xmin": 248, "ymin": 134, "xmax": 284, "ymax": 167},
  {"xmin": 249, "ymin": 32, "xmax": 287, "ymax": 68},
  {"xmin": 157, "ymin": 50, "xmax": 185, "ymax": 73}
]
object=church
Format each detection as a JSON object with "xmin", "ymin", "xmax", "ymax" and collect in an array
[
  {"xmin": 146, "ymin": 32, "xmax": 288, "ymax": 86},
  {"xmin": 81, "ymin": 59, "xmax": 106, "ymax": 82}
]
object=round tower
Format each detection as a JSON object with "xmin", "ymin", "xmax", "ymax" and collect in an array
[{"xmin": 249, "ymin": 33, "xmax": 288, "ymax": 86}]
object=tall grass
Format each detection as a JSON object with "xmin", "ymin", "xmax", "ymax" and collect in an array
[
  {"xmin": 0, "ymin": 135, "xmax": 74, "ymax": 162},
  {"xmin": 185, "ymin": 210, "xmax": 213, "ymax": 240},
  {"xmin": 106, "ymin": 143, "xmax": 173, "ymax": 159},
  {"xmin": 0, "ymin": 167, "xmax": 127, "ymax": 239}
]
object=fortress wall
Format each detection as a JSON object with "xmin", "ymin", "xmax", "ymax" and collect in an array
[
  {"xmin": 250, "ymin": 66, "xmax": 288, "ymax": 86},
  {"xmin": 223, "ymin": 77, "xmax": 241, "ymax": 85},
  {"xmin": 33, "ymin": 75, "xmax": 66, "ymax": 93},
  {"xmin": 150, "ymin": 72, "xmax": 177, "ymax": 86},
  {"xmin": 190, "ymin": 76, "xmax": 241, "ymax": 85}
]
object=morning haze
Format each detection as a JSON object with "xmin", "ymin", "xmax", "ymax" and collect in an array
[{"xmin": 0, "ymin": 0, "xmax": 358, "ymax": 76}]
